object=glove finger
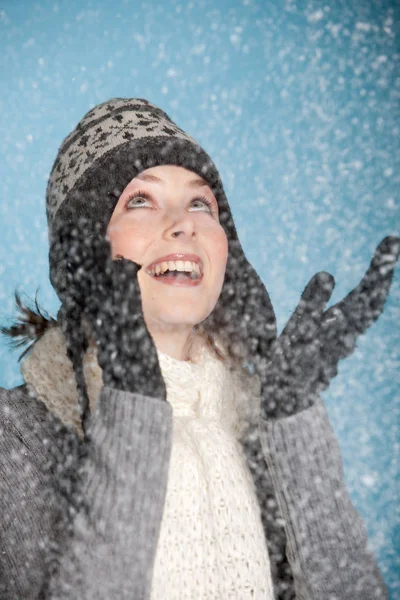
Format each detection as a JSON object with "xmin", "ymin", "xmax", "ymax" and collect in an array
[
  {"xmin": 111, "ymin": 256, "xmax": 142, "ymax": 280},
  {"xmin": 323, "ymin": 235, "xmax": 400, "ymax": 337},
  {"xmin": 92, "ymin": 257, "xmax": 144, "ymax": 343},
  {"xmin": 280, "ymin": 271, "xmax": 335, "ymax": 342},
  {"xmin": 93, "ymin": 258, "xmax": 163, "ymax": 392},
  {"xmin": 109, "ymin": 258, "xmax": 142, "ymax": 304}
]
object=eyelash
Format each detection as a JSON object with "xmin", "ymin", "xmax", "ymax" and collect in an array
[{"xmin": 125, "ymin": 189, "xmax": 215, "ymax": 214}]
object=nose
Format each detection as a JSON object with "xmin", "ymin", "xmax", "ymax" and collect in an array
[{"xmin": 164, "ymin": 208, "xmax": 197, "ymax": 240}]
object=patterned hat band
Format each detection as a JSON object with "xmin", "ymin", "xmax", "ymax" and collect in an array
[
  {"xmin": 48, "ymin": 99, "xmax": 202, "ymax": 225},
  {"xmin": 46, "ymin": 97, "xmax": 242, "ymax": 295}
]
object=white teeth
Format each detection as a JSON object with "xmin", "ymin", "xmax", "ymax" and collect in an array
[{"xmin": 147, "ymin": 259, "xmax": 202, "ymax": 278}]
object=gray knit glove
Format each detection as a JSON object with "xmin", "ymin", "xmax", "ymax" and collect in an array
[
  {"xmin": 51, "ymin": 218, "xmax": 166, "ymax": 402},
  {"xmin": 257, "ymin": 235, "xmax": 400, "ymax": 420}
]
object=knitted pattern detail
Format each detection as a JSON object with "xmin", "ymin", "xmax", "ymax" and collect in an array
[{"xmin": 152, "ymin": 348, "xmax": 274, "ymax": 599}]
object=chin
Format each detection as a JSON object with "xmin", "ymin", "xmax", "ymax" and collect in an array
[
  {"xmin": 145, "ymin": 296, "xmax": 218, "ymax": 328},
  {"xmin": 152, "ymin": 307, "xmax": 209, "ymax": 328},
  {"xmin": 141, "ymin": 281, "xmax": 221, "ymax": 328}
]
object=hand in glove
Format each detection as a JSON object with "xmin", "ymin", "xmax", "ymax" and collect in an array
[
  {"xmin": 51, "ymin": 218, "xmax": 166, "ymax": 411},
  {"xmin": 256, "ymin": 236, "xmax": 400, "ymax": 420}
]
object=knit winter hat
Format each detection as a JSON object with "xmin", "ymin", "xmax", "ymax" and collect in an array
[
  {"xmin": 47, "ymin": 98, "xmax": 233, "ymax": 285},
  {"xmin": 46, "ymin": 97, "xmax": 277, "ymax": 362}
]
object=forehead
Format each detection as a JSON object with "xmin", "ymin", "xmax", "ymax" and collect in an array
[{"xmin": 135, "ymin": 165, "xmax": 212, "ymax": 191}]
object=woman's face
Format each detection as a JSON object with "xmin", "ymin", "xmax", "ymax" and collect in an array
[{"xmin": 106, "ymin": 165, "xmax": 228, "ymax": 330}]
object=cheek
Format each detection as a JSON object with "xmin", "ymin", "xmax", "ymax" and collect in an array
[
  {"xmin": 209, "ymin": 226, "xmax": 229, "ymax": 282},
  {"xmin": 107, "ymin": 217, "xmax": 151, "ymax": 263},
  {"xmin": 217, "ymin": 227, "xmax": 229, "ymax": 263}
]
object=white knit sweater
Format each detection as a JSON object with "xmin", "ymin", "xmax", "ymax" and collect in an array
[{"xmin": 151, "ymin": 345, "xmax": 274, "ymax": 599}]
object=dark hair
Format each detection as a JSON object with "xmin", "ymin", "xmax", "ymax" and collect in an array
[{"xmin": 0, "ymin": 290, "xmax": 57, "ymax": 361}]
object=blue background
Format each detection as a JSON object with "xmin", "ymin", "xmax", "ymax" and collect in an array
[{"xmin": 1, "ymin": 0, "xmax": 399, "ymax": 596}]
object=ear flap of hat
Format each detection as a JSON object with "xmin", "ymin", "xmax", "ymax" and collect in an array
[{"xmin": 202, "ymin": 243, "xmax": 277, "ymax": 368}]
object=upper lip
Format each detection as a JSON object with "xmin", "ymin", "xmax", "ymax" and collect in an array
[{"xmin": 146, "ymin": 253, "xmax": 204, "ymax": 274}]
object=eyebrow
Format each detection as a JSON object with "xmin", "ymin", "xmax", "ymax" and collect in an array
[{"xmin": 136, "ymin": 173, "xmax": 211, "ymax": 190}]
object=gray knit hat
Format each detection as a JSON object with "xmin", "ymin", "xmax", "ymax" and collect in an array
[
  {"xmin": 47, "ymin": 98, "xmax": 238, "ymax": 287},
  {"xmin": 46, "ymin": 97, "xmax": 277, "ymax": 359}
]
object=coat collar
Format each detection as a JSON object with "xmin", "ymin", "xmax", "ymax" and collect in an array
[{"xmin": 20, "ymin": 326, "xmax": 261, "ymax": 442}]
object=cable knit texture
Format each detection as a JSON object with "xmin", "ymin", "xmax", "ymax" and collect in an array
[
  {"xmin": 151, "ymin": 347, "xmax": 274, "ymax": 599},
  {"xmin": 20, "ymin": 327, "xmax": 274, "ymax": 599}
]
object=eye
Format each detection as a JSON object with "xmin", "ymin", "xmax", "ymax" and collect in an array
[
  {"xmin": 124, "ymin": 190, "xmax": 217, "ymax": 216},
  {"xmin": 190, "ymin": 196, "xmax": 215, "ymax": 214},
  {"xmin": 125, "ymin": 189, "xmax": 153, "ymax": 209}
]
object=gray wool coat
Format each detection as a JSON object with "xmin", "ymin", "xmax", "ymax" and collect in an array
[{"xmin": 0, "ymin": 325, "xmax": 389, "ymax": 600}]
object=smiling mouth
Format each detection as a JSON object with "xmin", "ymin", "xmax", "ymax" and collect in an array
[
  {"xmin": 146, "ymin": 258, "xmax": 203, "ymax": 279},
  {"xmin": 146, "ymin": 269, "xmax": 204, "ymax": 287}
]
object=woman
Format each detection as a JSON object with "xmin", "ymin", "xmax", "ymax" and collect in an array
[{"xmin": 0, "ymin": 97, "xmax": 397, "ymax": 599}]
